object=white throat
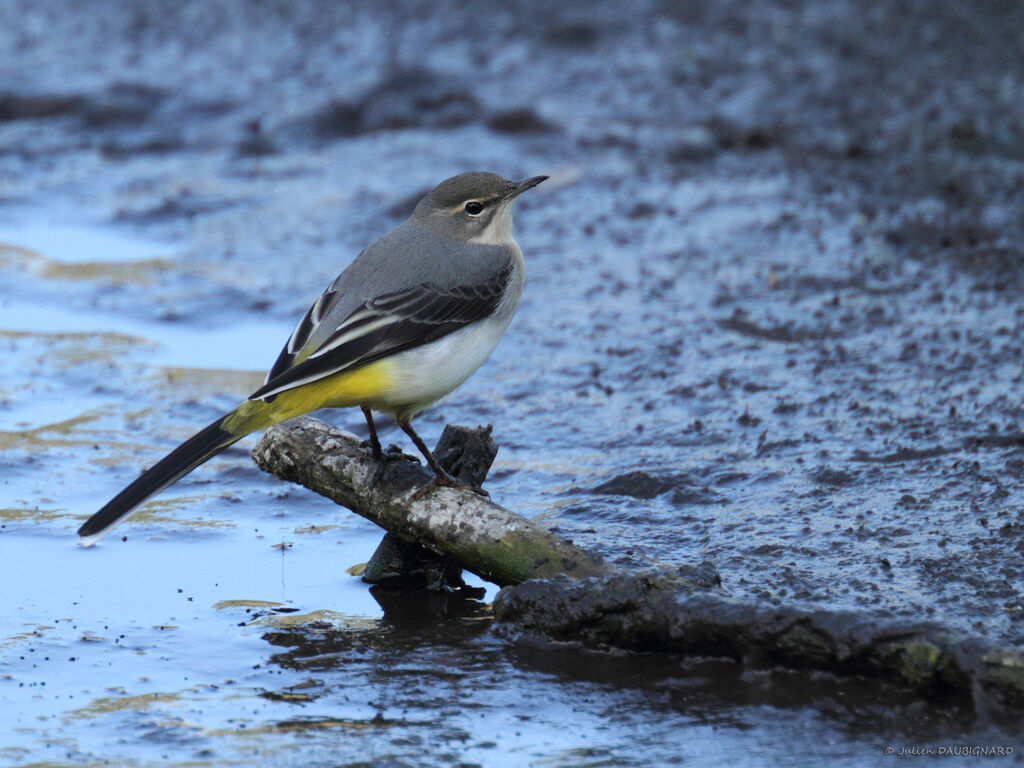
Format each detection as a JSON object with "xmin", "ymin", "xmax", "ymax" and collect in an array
[{"xmin": 469, "ymin": 205, "xmax": 515, "ymax": 245}]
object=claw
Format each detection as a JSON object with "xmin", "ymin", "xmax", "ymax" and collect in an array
[
  {"xmin": 369, "ymin": 460, "xmax": 387, "ymax": 491},
  {"xmin": 395, "ymin": 416, "xmax": 489, "ymax": 501},
  {"xmin": 411, "ymin": 469, "xmax": 489, "ymax": 501}
]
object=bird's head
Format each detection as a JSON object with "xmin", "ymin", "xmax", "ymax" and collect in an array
[{"xmin": 413, "ymin": 171, "xmax": 547, "ymax": 244}]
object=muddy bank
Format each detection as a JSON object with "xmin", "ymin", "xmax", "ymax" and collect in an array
[
  {"xmin": 2, "ymin": 0, "xmax": 1019, "ymax": 646},
  {"xmin": 3, "ymin": 0, "xmax": 1024, "ymax": 764}
]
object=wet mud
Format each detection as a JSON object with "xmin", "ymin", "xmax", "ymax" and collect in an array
[{"xmin": 3, "ymin": 0, "xmax": 1024, "ymax": 764}]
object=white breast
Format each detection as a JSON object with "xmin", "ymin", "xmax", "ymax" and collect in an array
[
  {"xmin": 378, "ymin": 313, "xmax": 515, "ymax": 418},
  {"xmin": 375, "ymin": 248, "xmax": 524, "ymax": 419}
]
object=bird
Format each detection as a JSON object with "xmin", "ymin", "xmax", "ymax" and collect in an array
[{"xmin": 77, "ymin": 171, "xmax": 547, "ymax": 546}]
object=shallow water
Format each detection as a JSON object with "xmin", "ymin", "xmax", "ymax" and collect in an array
[{"xmin": 3, "ymin": 0, "xmax": 1024, "ymax": 765}]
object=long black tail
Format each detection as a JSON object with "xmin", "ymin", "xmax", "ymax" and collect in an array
[{"xmin": 77, "ymin": 414, "xmax": 243, "ymax": 545}]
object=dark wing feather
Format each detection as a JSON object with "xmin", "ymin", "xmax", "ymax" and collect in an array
[
  {"xmin": 250, "ymin": 264, "xmax": 511, "ymax": 402},
  {"xmin": 264, "ymin": 288, "xmax": 342, "ymax": 384}
]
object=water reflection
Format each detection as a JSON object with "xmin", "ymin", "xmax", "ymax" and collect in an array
[{"xmin": 254, "ymin": 588, "xmax": 991, "ymax": 768}]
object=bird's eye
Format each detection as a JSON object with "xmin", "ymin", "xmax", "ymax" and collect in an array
[{"xmin": 464, "ymin": 201, "xmax": 484, "ymax": 216}]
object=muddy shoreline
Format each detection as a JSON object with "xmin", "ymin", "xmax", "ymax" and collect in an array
[{"xmin": 3, "ymin": 0, "xmax": 1024, "ymax": 764}]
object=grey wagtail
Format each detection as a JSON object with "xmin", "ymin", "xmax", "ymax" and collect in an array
[{"xmin": 77, "ymin": 171, "xmax": 547, "ymax": 546}]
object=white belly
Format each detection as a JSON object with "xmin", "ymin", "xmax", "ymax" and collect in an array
[{"xmin": 374, "ymin": 314, "xmax": 513, "ymax": 418}]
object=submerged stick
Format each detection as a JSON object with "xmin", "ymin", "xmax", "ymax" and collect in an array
[{"xmin": 251, "ymin": 416, "xmax": 608, "ymax": 587}]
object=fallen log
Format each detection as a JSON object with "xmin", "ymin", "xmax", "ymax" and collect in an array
[
  {"xmin": 251, "ymin": 416, "xmax": 1024, "ymax": 717},
  {"xmin": 250, "ymin": 416, "xmax": 608, "ymax": 587}
]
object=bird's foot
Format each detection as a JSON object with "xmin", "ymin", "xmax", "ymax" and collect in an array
[{"xmin": 411, "ymin": 470, "xmax": 489, "ymax": 501}]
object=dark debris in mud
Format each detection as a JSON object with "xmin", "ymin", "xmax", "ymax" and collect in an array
[
  {"xmin": 588, "ymin": 470, "xmax": 723, "ymax": 506},
  {"xmin": 494, "ymin": 571, "xmax": 1024, "ymax": 719},
  {"xmin": 279, "ymin": 66, "xmax": 559, "ymax": 149},
  {"xmin": 290, "ymin": 67, "xmax": 482, "ymax": 143}
]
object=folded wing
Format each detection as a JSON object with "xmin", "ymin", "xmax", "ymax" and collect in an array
[{"xmin": 251, "ymin": 263, "xmax": 512, "ymax": 402}]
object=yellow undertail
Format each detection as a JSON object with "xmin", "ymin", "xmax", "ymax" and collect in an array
[{"xmin": 222, "ymin": 358, "xmax": 396, "ymax": 436}]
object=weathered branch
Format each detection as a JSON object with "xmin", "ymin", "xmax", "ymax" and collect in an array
[{"xmin": 251, "ymin": 416, "xmax": 608, "ymax": 587}]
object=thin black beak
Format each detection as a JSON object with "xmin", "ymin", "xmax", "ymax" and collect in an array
[{"xmin": 505, "ymin": 175, "xmax": 549, "ymax": 200}]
